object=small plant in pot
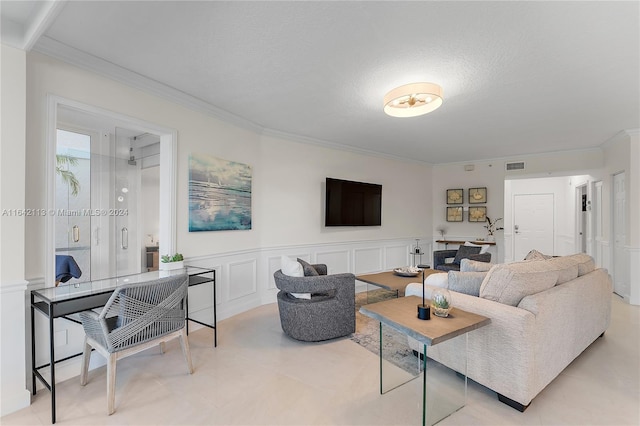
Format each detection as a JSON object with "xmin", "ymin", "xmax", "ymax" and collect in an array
[
  {"xmin": 160, "ymin": 253, "xmax": 184, "ymax": 270},
  {"xmin": 431, "ymin": 288, "xmax": 452, "ymax": 317}
]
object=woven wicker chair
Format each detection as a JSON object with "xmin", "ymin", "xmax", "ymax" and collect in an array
[{"xmin": 79, "ymin": 274, "xmax": 193, "ymax": 415}]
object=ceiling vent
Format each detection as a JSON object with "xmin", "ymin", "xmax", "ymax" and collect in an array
[{"xmin": 505, "ymin": 161, "xmax": 525, "ymax": 171}]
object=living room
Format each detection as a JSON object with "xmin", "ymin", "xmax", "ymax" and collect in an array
[{"xmin": 1, "ymin": 2, "xmax": 638, "ymax": 425}]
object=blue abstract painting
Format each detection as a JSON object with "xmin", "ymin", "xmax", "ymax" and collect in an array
[{"xmin": 189, "ymin": 153, "xmax": 252, "ymax": 232}]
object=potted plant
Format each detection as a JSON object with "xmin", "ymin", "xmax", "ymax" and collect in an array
[
  {"xmin": 160, "ymin": 253, "xmax": 184, "ymax": 270},
  {"xmin": 484, "ymin": 217, "xmax": 504, "ymax": 242},
  {"xmin": 431, "ymin": 288, "xmax": 452, "ymax": 317}
]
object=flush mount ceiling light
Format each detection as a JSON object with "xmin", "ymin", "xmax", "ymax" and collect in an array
[{"xmin": 383, "ymin": 82, "xmax": 443, "ymax": 117}]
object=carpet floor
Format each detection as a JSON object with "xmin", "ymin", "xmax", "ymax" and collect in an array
[{"xmin": 350, "ymin": 289, "xmax": 421, "ymax": 375}]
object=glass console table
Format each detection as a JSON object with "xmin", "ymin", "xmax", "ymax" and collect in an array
[
  {"xmin": 359, "ymin": 296, "xmax": 490, "ymax": 425},
  {"xmin": 30, "ymin": 266, "xmax": 216, "ymax": 424}
]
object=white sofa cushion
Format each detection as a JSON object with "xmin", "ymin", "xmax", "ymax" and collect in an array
[
  {"xmin": 460, "ymin": 258, "xmax": 493, "ymax": 272},
  {"xmin": 479, "ymin": 260, "xmax": 559, "ymax": 306},
  {"xmin": 547, "ymin": 256, "xmax": 579, "ymax": 284},
  {"xmin": 566, "ymin": 253, "xmax": 595, "ymax": 276}
]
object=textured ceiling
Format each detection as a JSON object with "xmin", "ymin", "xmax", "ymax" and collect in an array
[{"xmin": 5, "ymin": 1, "xmax": 640, "ymax": 164}]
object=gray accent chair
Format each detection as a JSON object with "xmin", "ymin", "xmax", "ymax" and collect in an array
[
  {"xmin": 273, "ymin": 264, "xmax": 356, "ymax": 342},
  {"xmin": 434, "ymin": 249, "xmax": 491, "ymax": 271},
  {"xmin": 79, "ymin": 274, "xmax": 193, "ymax": 415}
]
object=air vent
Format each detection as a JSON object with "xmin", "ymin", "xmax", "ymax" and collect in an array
[{"xmin": 505, "ymin": 161, "xmax": 525, "ymax": 171}]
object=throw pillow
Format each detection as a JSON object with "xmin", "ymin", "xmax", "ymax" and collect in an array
[
  {"xmin": 453, "ymin": 245, "xmax": 481, "ymax": 265},
  {"xmin": 280, "ymin": 255, "xmax": 303, "ymax": 277},
  {"xmin": 479, "ymin": 260, "xmax": 559, "ymax": 307},
  {"xmin": 524, "ymin": 249, "xmax": 552, "ymax": 261},
  {"xmin": 297, "ymin": 258, "xmax": 319, "ymax": 276},
  {"xmin": 460, "ymin": 258, "xmax": 493, "ymax": 272},
  {"xmin": 448, "ymin": 271, "xmax": 487, "ymax": 296},
  {"xmin": 464, "ymin": 241, "xmax": 490, "ymax": 254}
]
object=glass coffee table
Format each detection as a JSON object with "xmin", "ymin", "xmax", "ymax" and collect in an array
[{"xmin": 356, "ymin": 269, "xmax": 441, "ymax": 297}]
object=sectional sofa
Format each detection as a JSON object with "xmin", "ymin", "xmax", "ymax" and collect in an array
[{"xmin": 405, "ymin": 253, "xmax": 612, "ymax": 411}]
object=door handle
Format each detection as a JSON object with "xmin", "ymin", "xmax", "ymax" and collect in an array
[
  {"xmin": 72, "ymin": 225, "xmax": 80, "ymax": 242},
  {"xmin": 514, "ymin": 224, "xmax": 520, "ymax": 234},
  {"xmin": 121, "ymin": 227, "xmax": 128, "ymax": 250}
]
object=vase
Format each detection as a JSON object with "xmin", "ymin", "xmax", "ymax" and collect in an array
[
  {"xmin": 431, "ymin": 288, "xmax": 452, "ymax": 317},
  {"xmin": 160, "ymin": 260, "xmax": 184, "ymax": 271},
  {"xmin": 487, "ymin": 235, "xmax": 495, "ymax": 242}
]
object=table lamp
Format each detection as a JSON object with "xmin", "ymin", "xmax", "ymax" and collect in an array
[{"xmin": 417, "ymin": 268, "xmax": 430, "ymax": 320}]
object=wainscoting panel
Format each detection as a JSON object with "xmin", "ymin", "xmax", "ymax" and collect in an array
[
  {"xmin": 227, "ymin": 259, "xmax": 257, "ymax": 301},
  {"xmin": 353, "ymin": 247, "xmax": 382, "ymax": 274},
  {"xmin": 384, "ymin": 245, "xmax": 410, "ymax": 269},
  {"xmin": 316, "ymin": 250, "xmax": 350, "ymax": 274},
  {"xmin": 266, "ymin": 256, "xmax": 281, "ymax": 290},
  {"xmin": 628, "ymin": 246, "xmax": 640, "ymax": 305}
]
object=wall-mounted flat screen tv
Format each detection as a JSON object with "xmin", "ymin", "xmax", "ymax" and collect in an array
[{"xmin": 325, "ymin": 178, "xmax": 382, "ymax": 226}]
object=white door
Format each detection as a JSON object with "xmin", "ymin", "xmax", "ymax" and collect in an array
[
  {"xmin": 513, "ymin": 193, "xmax": 554, "ymax": 261},
  {"xmin": 613, "ymin": 172, "xmax": 628, "ymax": 298}
]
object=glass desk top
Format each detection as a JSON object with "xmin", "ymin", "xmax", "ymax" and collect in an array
[{"xmin": 32, "ymin": 266, "xmax": 213, "ymax": 304}]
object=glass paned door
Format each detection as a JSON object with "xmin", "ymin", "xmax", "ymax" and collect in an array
[
  {"xmin": 113, "ymin": 127, "xmax": 141, "ymax": 277},
  {"xmin": 55, "ymin": 129, "xmax": 92, "ymax": 284},
  {"xmin": 55, "ymin": 126, "xmax": 144, "ymax": 284}
]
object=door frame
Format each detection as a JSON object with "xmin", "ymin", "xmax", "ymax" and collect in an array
[
  {"xmin": 45, "ymin": 95, "xmax": 177, "ymax": 287},
  {"xmin": 575, "ymin": 184, "xmax": 588, "ymax": 254}
]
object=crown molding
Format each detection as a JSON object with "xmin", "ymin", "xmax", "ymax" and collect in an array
[
  {"xmin": 433, "ymin": 146, "xmax": 604, "ymax": 168},
  {"xmin": 261, "ymin": 128, "xmax": 433, "ymax": 166},
  {"xmin": 31, "ymin": 36, "xmax": 430, "ymax": 166},
  {"xmin": 32, "ymin": 36, "xmax": 265, "ymax": 134},
  {"xmin": 0, "ymin": 0, "xmax": 65, "ymax": 50},
  {"xmin": 601, "ymin": 129, "xmax": 639, "ymax": 149}
]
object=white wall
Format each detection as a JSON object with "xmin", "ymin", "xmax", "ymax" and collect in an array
[{"xmin": 0, "ymin": 44, "xmax": 31, "ymax": 415}]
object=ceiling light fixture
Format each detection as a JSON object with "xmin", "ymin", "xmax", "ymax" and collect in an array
[{"xmin": 383, "ymin": 82, "xmax": 443, "ymax": 117}]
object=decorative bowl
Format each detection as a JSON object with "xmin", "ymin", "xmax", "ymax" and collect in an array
[{"xmin": 393, "ymin": 266, "xmax": 421, "ymax": 277}]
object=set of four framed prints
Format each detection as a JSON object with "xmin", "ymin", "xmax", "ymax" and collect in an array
[{"xmin": 446, "ymin": 187, "xmax": 487, "ymax": 222}]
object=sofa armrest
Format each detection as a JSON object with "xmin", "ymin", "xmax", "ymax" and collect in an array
[
  {"xmin": 516, "ymin": 268, "xmax": 612, "ymax": 399},
  {"xmin": 433, "ymin": 250, "xmax": 458, "ymax": 267}
]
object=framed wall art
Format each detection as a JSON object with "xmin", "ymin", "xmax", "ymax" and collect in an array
[
  {"xmin": 446, "ymin": 206, "xmax": 463, "ymax": 222},
  {"xmin": 446, "ymin": 188, "xmax": 463, "ymax": 204},
  {"xmin": 468, "ymin": 187, "xmax": 487, "ymax": 204},
  {"xmin": 468, "ymin": 206, "xmax": 487, "ymax": 222},
  {"xmin": 188, "ymin": 153, "xmax": 252, "ymax": 232}
]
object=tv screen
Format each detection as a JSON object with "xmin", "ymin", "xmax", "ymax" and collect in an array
[{"xmin": 325, "ymin": 178, "xmax": 382, "ymax": 226}]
